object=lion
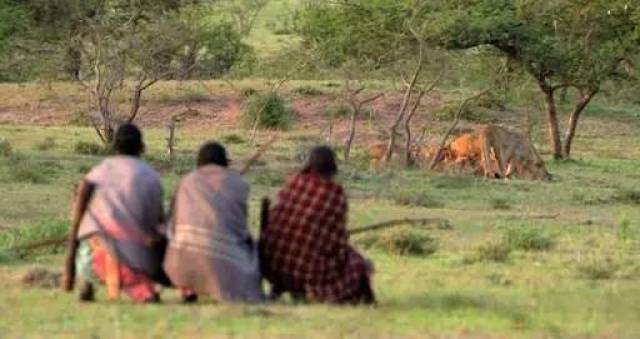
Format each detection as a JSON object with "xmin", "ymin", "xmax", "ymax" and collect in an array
[
  {"xmin": 435, "ymin": 125, "xmax": 551, "ymax": 180},
  {"xmin": 475, "ymin": 125, "xmax": 550, "ymax": 180},
  {"xmin": 367, "ymin": 142, "xmax": 389, "ymax": 169}
]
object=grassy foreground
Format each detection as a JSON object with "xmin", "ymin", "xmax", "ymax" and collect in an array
[{"xmin": 0, "ymin": 99, "xmax": 640, "ymax": 338}]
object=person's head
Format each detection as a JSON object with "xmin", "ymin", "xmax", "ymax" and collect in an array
[
  {"xmin": 197, "ymin": 141, "xmax": 229, "ymax": 167},
  {"xmin": 113, "ymin": 123, "xmax": 144, "ymax": 156},
  {"xmin": 302, "ymin": 145, "xmax": 338, "ymax": 178}
]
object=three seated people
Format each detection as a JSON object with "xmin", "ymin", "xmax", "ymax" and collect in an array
[{"xmin": 72, "ymin": 124, "xmax": 374, "ymax": 304}]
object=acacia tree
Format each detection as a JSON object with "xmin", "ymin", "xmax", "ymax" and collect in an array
[
  {"xmin": 423, "ymin": 0, "xmax": 639, "ymax": 159},
  {"xmin": 3, "ymin": 0, "xmax": 248, "ymax": 143},
  {"xmin": 76, "ymin": 12, "xmax": 195, "ymax": 143},
  {"xmin": 295, "ymin": 1, "xmax": 439, "ymax": 166}
]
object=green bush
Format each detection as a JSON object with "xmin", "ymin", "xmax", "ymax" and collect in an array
[
  {"xmin": 356, "ymin": 226, "xmax": 439, "ymax": 256},
  {"xmin": 74, "ymin": 141, "xmax": 109, "ymax": 156},
  {"xmin": 242, "ymin": 92, "xmax": 294, "ymax": 130},
  {"xmin": 504, "ymin": 226, "xmax": 556, "ymax": 251},
  {"xmin": 0, "ymin": 138, "xmax": 13, "ymax": 157}
]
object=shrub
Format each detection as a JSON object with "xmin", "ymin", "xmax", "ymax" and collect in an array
[
  {"xmin": 0, "ymin": 220, "xmax": 68, "ymax": 261},
  {"xmin": 74, "ymin": 141, "xmax": 109, "ymax": 156},
  {"xmin": 504, "ymin": 226, "xmax": 555, "ymax": 251},
  {"xmin": 243, "ymin": 92, "xmax": 294, "ymax": 130},
  {"xmin": 576, "ymin": 257, "xmax": 619, "ymax": 280},
  {"xmin": 34, "ymin": 137, "xmax": 57, "ymax": 151},
  {"xmin": 466, "ymin": 241, "xmax": 511, "ymax": 263},
  {"xmin": 0, "ymin": 138, "xmax": 12, "ymax": 157},
  {"xmin": 221, "ymin": 134, "xmax": 246, "ymax": 145},
  {"xmin": 390, "ymin": 189, "xmax": 444, "ymax": 208},
  {"xmin": 356, "ymin": 226, "xmax": 439, "ymax": 256}
]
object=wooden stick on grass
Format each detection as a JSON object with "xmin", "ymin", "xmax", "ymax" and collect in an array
[{"xmin": 349, "ymin": 218, "xmax": 452, "ymax": 235}]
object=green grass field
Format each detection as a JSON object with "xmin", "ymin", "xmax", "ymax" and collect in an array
[{"xmin": 0, "ymin": 81, "xmax": 639, "ymax": 337}]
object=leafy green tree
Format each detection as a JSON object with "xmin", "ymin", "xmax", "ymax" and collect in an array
[
  {"xmin": 294, "ymin": 0, "xmax": 415, "ymax": 68},
  {"xmin": 2, "ymin": 0, "xmax": 250, "ymax": 142},
  {"xmin": 295, "ymin": 0, "xmax": 639, "ymax": 159},
  {"xmin": 423, "ymin": 0, "xmax": 639, "ymax": 158},
  {"xmin": 0, "ymin": 0, "xmax": 31, "ymax": 80}
]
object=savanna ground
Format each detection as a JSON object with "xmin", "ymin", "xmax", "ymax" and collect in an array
[{"xmin": 0, "ymin": 78, "xmax": 639, "ymax": 339}]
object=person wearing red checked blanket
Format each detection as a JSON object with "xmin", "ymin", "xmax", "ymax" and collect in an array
[{"xmin": 260, "ymin": 146, "xmax": 375, "ymax": 304}]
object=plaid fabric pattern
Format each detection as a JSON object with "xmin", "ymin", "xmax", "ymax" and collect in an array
[{"xmin": 262, "ymin": 172, "xmax": 371, "ymax": 303}]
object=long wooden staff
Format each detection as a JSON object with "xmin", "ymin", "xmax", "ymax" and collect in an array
[
  {"xmin": 62, "ymin": 181, "xmax": 96, "ymax": 292},
  {"xmin": 258, "ymin": 197, "xmax": 270, "ymax": 275},
  {"xmin": 239, "ymin": 136, "xmax": 277, "ymax": 175}
]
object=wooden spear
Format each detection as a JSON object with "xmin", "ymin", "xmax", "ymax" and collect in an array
[{"xmin": 348, "ymin": 217, "xmax": 452, "ymax": 235}]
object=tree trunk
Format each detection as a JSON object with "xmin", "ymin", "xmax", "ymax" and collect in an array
[
  {"xmin": 562, "ymin": 89, "xmax": 597, "ymax": 158},
  {"xmin": 404, "ymin": 91, "xmax": 426, "ymax": 166},
  {"xmin": 344, "ymin": 109, "xmax": 358, "ymax": 161},
  {"xmin": 65, "ymin": 46, "xmax": 82, "ymax": 81},
  {"xmin": 166, "ymin": 120, "xmax": 176, "ymax": 162},
  {"xmin": 539, "ymin": 83, "xmax": 563, "ymax": 159}
]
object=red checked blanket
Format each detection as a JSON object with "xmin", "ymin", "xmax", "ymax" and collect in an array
[{"xmin": 261, "ymin": 171, "xmax": 374, "ymax": 304}]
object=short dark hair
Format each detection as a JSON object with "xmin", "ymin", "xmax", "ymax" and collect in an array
[
  {"xmin": 197, "ymin": 141, "xmax": 229, "ymax": 167},
  {"xmin": 302, "ymin": 145, "xmax": 337, "ymax": 178},
  {"xmin": 113, "ymin": 123, "xmax": 144, "ymax": 156}
]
